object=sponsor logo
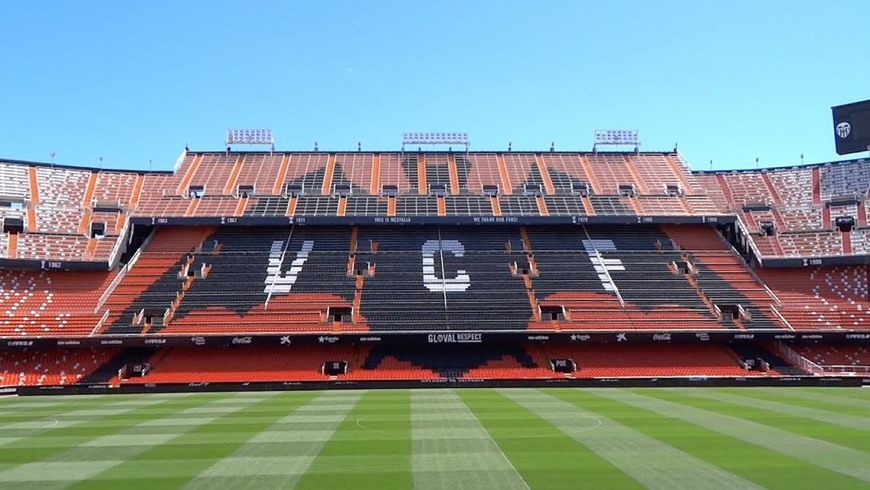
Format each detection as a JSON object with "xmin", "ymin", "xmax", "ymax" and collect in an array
[
  {"xmin": 427, "ymin": 333, "xmax": 483, "ymax": 344},
  {"xmin": 846, "ymin": 333, "xmax": 870, "ymax": 340},
  {"xmin": 190, "ymin": 336, "xmax": 206, "ymax": 346},
  {"xmin": 616, "ymin": 333, "xmax": 627, "ymax": 342},
  {"xmin": 144, "ymin": 338, "xmax": 167, "ymax": 345},
  {"xmin": 695, "ymin": 332, "xmax": 711, "ymax": 341},
  {"xmin": 232, "ymin": 336, "xmax": 253, "ymax": 345},
  {"xmin": 836, "ymin": 121, "xmax": 851, "ymax": 139},
  {"xmin": 318, "ymin": 336, "xmax": 340, "ymax": 344},
  {"xmin": 359, "ymin": 336, "xmax": 382, "ymax": 342},
  {"xmin": 570, "ymin": 334, "xmax": 591, "ymax": 341},
  {"xmin": 0, "ymin": 387, "xmax": 17, "ymax": 394},
  {"xmin": 774, "ymin": 334, "xmax": 796, "ymax": 340},
  {"xmin": 56, "ymin": 340, "xmax": 81, "ymax": 346},
  {"xmin": 188, "ymin": 382, "xmax": 209, "ymax": 387},
  {"xmin": 527, "ymin": 335, "xmax": 549, "ymax": 341},
  {"xmin": 6, "ymin": 341, "xmax": 34, "ymax": 347},
  {"xmin": 99, "ymin": 340, "xmax": 123, "ymax": 345},
  {"xmin": 279, "ymin": 336, "xmax": 292, "ymax": 345},
  {"xmin": 652, "ymin": 333, "xmax": 672, "ymax": 341},
  {"xmin": 800, "ymin": 334, "xmax": 823, "ymax": 340},
  {"xmin": 733, "ymin": 334, "xmax": 755, "ymax": 340}
]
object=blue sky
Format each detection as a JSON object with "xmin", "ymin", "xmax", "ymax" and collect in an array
[{"xmin": 1, "ymin": 1, "xmax": 867, "ymax": 171}]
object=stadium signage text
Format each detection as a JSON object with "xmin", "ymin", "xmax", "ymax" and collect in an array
[
  {"xmin": 427, "ymin": 333, "xmax": 483, "ymax": 344},
  {"xmin": 7, "ymin": 331, "xmax": 870, "ymax": 350}
]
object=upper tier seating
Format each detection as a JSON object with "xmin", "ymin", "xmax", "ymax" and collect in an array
[
  {"xmin": 0, "ymin": 162, "xmax": 30, "ymax": 200},
  {"xmin": 819, "ymin": 160, "xmax": 870, "ymax": 200},
  {"xmin": 35, "ymin": 167, "xmax": 89, "ymax": 234},
  {"xmin": 0, "ymin": 269, "xmax": 111, "ymax": 337},
  {"xmin": 758, "ymin": 266, "xmax": 869, "ymax": 330},
  {"xmin": 93, "ymin": 171, "xmax": 140, "ymax": 207}
]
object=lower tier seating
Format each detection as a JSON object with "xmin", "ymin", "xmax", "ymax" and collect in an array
[
  {"xmin": 126, "ymin": 345, "xmax": 355, "ymax": 383},
  {"xmin": 543, "ymin": 343, "xmax": 752, "ymax": 377},
  {"xmin": 794, "ymin": 344, "xmax": 870, "ymax": 373},
  {"xmin": 0, "ymin": 347, "xmax": 116, "ymax": 386},
  {"xmin": 354, "ymin": 344, "xmax": 553, "ymax": 380}
]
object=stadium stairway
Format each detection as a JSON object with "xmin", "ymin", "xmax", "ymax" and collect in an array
[
  {"xmin": 100, "ymin": 227, "xmax": 214, "ymax": 335},
  {"xmin": 77, "ymin": 348, "xmax": 153, "ymax": 385},
  {"xmin": 438, "ymin": 226, "xmax": 533, "ymax": 330},
  {"xmin": 663, "ymin": 225, "xmax": 785, "ymax": 330},
  {"xmin": 586, "ymin": 225, "xmax": 721, "ymax": 329},
  {"xmin": 355, "ymin": 227, "xmax": 452, "ymax": 331},
  {"xmin": 729, "ymin": 344, "xmax": 809, "ymax": 376},
  {"xmin": 524, "ymin": 227, "xmax": 631, "ymax": 329}
]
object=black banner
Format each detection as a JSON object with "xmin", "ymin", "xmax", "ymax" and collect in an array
[{"xmin": 131, "ymin": 214, "xmax": 735, "ymax": 228}]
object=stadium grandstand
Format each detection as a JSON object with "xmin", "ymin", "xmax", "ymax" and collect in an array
[{"xmin": 0, "ymin": 147, "xmax": 868, "ymax": 392}]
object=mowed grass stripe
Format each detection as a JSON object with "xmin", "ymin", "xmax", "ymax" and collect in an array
[
  {"xmin": 0, "ymin": 396, "xmax": 126, "ymax": 423},
  {"xmin": 294, "ymin": 391, "xmax": 412, "ymax": 490},
  {"xmin": 579, "ymin": 388, "xmax": 866, "ymax": 490},
  {"xmin": 747, "ymin": 387, "xmax": 870, "ymax": 409},
  {"xmin": 0, "ymin": 394, "xmax": 201, "ymax": 463},
  {"xmin": 69, "ymin": 392, "xmax": 314, "ymax": 490},
  {"xmin": 662, "ymin": 388, "xmax": 870, "ymax": 452},
  {"xmin": 507, "ymin": 388, "xmax": 760, "ymax": 490},
  {"xmin": 0, "ymin": 394, "xmax": 180, "ymax": 438},
  {"xmin": 184, "ymin": 390, "xmax": 365, "ymax": 489},
  {"xmin": 460, "ymin": 389, "xmax": 640, "ymax": 489},
  {"xmin": 681, "ymin": 389, "xmax": 870, "ymax": 432},
  {"xmin": 624, "ymin": 389, "xmax": 870, "ymax": 483},
  {"xmin": 410, "ymin": 389, "xmax": 529, "ymax": 490},
  {"xmin": 0, "ymin": 393, "xmax": 242, "ymax": 489}
]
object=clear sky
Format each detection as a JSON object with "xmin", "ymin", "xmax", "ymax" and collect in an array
[{"xmin": 1, "ymin": 1, "xmax": 868, "ymax": 172}]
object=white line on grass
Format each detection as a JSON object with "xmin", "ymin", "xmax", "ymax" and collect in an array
[{"xmin": 410, "ymin": 389, "xmax": 530, "ymax": 490}]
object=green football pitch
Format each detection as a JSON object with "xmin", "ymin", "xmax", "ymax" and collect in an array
[{"xmin": 0, "ymin": 387, "xmax": 868, "ymax": 489}]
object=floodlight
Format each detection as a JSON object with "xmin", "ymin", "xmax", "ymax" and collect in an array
[{"xmin": 226, "ymin": 129, "xmax": 274, "ymax": 146}]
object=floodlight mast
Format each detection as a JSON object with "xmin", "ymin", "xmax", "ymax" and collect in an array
[
  {"xmin": 593, "ymin": 130, "xmax": 640, "ymax": 153},
  {"xmin": 226, "ymin": 129, "xmax": 275, "ymax": 154},
  {"xmin": 401, "ymin": 132, "xmax": 469, "ymax": 154}
]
